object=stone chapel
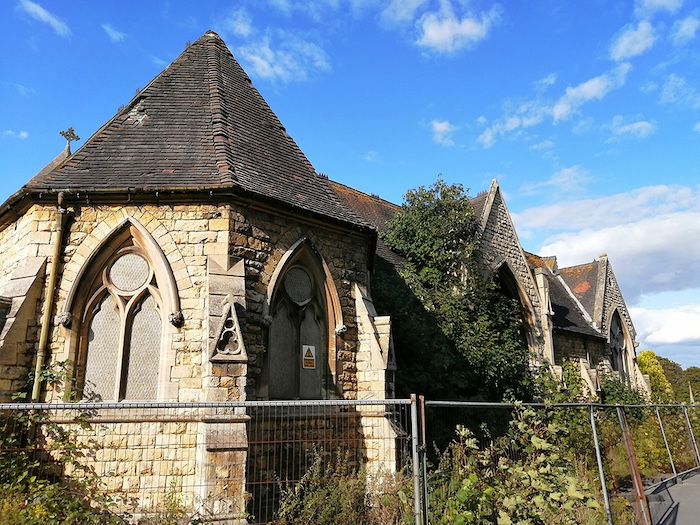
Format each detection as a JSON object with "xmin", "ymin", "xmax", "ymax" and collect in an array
[
  {"xmin": 0, "ymin": 30, "xmax": 650, "ymax": 520},
  {"xmin": 0, "ymin": 31, "xmax": 648, "ymax": 407}
]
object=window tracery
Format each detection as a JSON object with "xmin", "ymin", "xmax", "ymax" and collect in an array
[{"xmin": 79, "ymin": 248, "xmax": 164, "ymax": 401}]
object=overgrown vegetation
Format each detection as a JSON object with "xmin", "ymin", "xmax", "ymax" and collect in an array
[
  {"xmin": 374, "ymin": 180, "xmax": 533, "ymax": 401},
  {"xmin": 275, "ymin": 448, "xmax": 413, "ymax": 525},
  {"xmin": 0, "ymin": 386, "xmax": 121, "ymax": 524},
  {"xmin": 274, "ymin": 404, "xmax": 617, "ymax": 525},
  {"xmin": 429, "ymin": 405, "xmax": 602, "ymax": 525}
]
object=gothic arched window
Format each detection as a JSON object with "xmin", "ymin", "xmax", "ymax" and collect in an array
[
  {"xmin": 79, "ymin": 248, "xmax": 164, "ymax": 401},
  {"xmin": 268, "ymin": 264, "xmax": 329, "ymax": 399},
  {"xmin": 609, "ymin": 312, "xmax": 627, "ymax": 378}
]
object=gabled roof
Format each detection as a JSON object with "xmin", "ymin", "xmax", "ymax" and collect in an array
[
  {"xmin": 559, "ymin": 261, "xmax": 600, "ymax": 321},
  {"xmin": 10, "ymin": 32, "xmax": 369, "ymax": 230},
  {"xmin": 525, "ymin": 252, "xmax": 603, "ymax": 340}
]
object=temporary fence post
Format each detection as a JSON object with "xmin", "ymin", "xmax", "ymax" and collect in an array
[
  {"xmin": 682, "ymin": 405, "xmax": 700, "ymax": 468},
  {"xmin": 617, "ymin": 406, "xmax": 652, "ymax": 525},
  {"xmin": 410, "ymin": 394, "xmax": 423, "ymax": 525},
  {"xmin": 590, "ymin": 404, "xmax": 614, "ymax": 525},
  {"xmin": 655, "ymin": 406, "xmax": 677, "ymax": 479},
  {"xmin": 419, "ymin": 395, "xmax": 429, "ymax": 525}
]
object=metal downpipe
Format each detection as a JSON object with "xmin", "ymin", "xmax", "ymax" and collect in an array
[{"xmin": 31, "ymin": 193, "xmax": 68, "ymax": 402}]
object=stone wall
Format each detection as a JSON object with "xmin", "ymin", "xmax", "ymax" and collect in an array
[
  {"xmin": 552, "ymin": 332, "xmax": 607, "ymax": 367},
  {"xmin": 0, "ymin": 205, "xmax": 58, "ymax": 400},
  {"xmin": 476, "ymin": 187, "xmax": 545, "ymax": 360}
]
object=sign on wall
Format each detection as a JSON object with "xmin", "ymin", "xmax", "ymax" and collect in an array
[{"xmin": 302, "ymin": 345, "xmax": 316, "ymax": 369}]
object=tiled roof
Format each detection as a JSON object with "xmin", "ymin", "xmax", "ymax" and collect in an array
[
  {"xmin": 559, "ymin": 262, "xmax": 600, "ymax": 320},
  {"xmin": 20, "ymin": 32, "xmax": 369, "ymax": 229},
  {"xmin": 329, "ymin": 181, "xmax": 405, "ymax": 270},
  {"xmin": 470, "ymin": 191, "xmax": 488, "ymax": 221},
  {"xmin": 548, "ymin": 275, "xmax": 603, "ymax": 339},
  {"xmin": 525, "ymin": 252, "xmax": 603, "ymax": 339}
]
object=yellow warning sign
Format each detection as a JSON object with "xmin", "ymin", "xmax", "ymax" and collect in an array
[{"xmin": 302, "ymin": 345, "xmax": 316, "ymax": 369}]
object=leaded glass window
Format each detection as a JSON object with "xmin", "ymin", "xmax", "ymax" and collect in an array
[{"xmin": 81, "ymin": 250, "xmax": 163, "ymax": 401}]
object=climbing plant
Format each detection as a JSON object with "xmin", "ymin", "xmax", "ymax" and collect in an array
[{"xmin": 374, "ymin": 180, "xmax": 533, "ymax": 401}]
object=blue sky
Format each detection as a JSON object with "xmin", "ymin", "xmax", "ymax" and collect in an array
[{"xmin": 2, "ymin": 0, "xmax": 700, "ymax": 367}]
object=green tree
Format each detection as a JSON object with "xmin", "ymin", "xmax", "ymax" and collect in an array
[
  {"xmin": 376, "ymin": 180, "xmax": 533, "ymax": 401},
  {"xmin": 657, "ymin": 356, "xmax": 685, "ymax": 401},
  {"xmin": 636, "ymin": 351, "xmax": 674, "ymax": 402},
  {"xmin": 684, "ymin": 367, "xmax": 700, "ymax": 404}
]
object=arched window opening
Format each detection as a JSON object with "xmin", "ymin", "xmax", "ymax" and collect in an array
[
  {"xmin": 493, "ymin": 264, "xmax": 530, "ymax": 349},
  {"xmin": 79, "ymin": 247, "xmax": 164, "ymax": 401},
  {"xmin": 609, "ymin": 312, "xmax": 627, "ymax": 378},
  {"xmin": 262, "ymin": 238, "xmax": 344, "ymax": 401},
  {"xmin": 268, "ymin": 264, "xmax": 329, "ymax": 399}
]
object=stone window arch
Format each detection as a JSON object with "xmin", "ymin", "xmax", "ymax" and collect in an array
[
  {"xmin": 62, "ymin": 219, "xmax": 181, "ymax": 401},
  {"xmin": 262, "ymin": 239, "xmax": 342, "ymax": 400}
]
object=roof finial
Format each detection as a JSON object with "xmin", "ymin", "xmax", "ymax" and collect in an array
[{"xmin": 59, "ymin": 127, "xmax": 80, "ymax": 154}]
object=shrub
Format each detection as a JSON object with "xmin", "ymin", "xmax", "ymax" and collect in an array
[{"xmin": 428, "ymin": 404, "xmax": 603, "ymax": 525}]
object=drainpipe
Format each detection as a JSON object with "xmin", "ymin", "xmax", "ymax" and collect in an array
[{"xmin": 31, "ymin": 192, "xmax": 69, "ymax": 402}]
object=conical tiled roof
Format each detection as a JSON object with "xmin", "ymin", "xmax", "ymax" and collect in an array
[{"xmin": 21, "ymin": 32, "xmax": 369, "ymax": 229}]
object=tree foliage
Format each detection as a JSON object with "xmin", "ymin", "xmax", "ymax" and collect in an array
[
  {"xmin": 655, "ymin": 356, "xmax": 700, "ymax": 403},
  {"xmin": 636, "ymin": 351, "xmax": 674, "ymax": 403},
  {"xmin": 376, "ymin": 180, "xmax": 533, "ymax": 401}
]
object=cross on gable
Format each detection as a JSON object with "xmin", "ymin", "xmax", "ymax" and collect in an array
[{"xmin": 59, "ymin": 127, "xmax": 80, "ymax": 153}]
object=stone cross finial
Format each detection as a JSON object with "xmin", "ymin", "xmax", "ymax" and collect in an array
[{"xmin": 59, "ymin": 127, "xmax": 80, "ymax": 153}]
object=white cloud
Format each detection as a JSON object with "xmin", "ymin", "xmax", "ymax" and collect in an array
[
  {"xmin": 539, "ymin": 212, "xmax": 700, "ymax": 302},
  {"xmin": 533, "ymin": 73, "xmax": 557, "ymax": 92},
  {"xmin": 476, "ymin": 63, "xmax": 632, "ymax": 147},
  {"xmin": 519, "ymin": 165, "xmax": 591, "ymax": 196},
  {"xmin": 631, "ymin": 305, "xmax": 700, "ymax": 346},
  {"xmin": 609, "ymin": 21, "xmax": 656, "ymax": 61},
  {"xmin": 363, "ymin": 150, "xmax": 379, "ymax": 161},
  {"xmin": 430, "ymin": 119, "xmax": 458, "ymax": 146},
  {"xmin": 477, "ymin": 100, "xmax": 547, "ymax": 147},
  {"xmin": 150, "ymin": 56, "xmax": 168, "ymax": 68},
  {"xmin": 672, "ymin": 15, "xmax": 700, "ymax": 45},
  {"xmin": 416, "ymin": 2, "xmax": 501, "ymax": 53},
  {"xmin": 17, "ymin": 0, "xmax": 71, "ymax": 36},
  {"xmin": 514, "ymin": 185, "xmax": 700, "ymax": 302},
  {"xmin": 552, "ymin": 63, "xmax": 631, "ymax": 122},
  {"xmin": 608, "ymin": 115, "xmax": 656, "ymax": 140},
  {"xmin": 529, "ymin": 140, "xmax": 554, "ymax": 151},
  {"xmin": 381, "ymin": 0, "xmax": 427, "ymax": 24},
  {"xmin": 7, "ymin": 82, "xmax": 36, "ymax": 96},
  {"xmin": 635, "ymin": 0, "xmax": 683, "ymax": 17},
  {"xmin": 237, "ymin": 34, "xmax": 330, "ymax": 82},
  {"xmin": 659, "ymin": 74, "xmax": 700, "ymax": 108},
  {"xmin": 101, "ymin": 23, "xmax": 125, "ymax": 43},
  {"xmin": 694, "ymin": 122, "xmax": 700, "ymax": 133},
  {"xmin": 2, "ymin": 130, "xmax": 29, "ymax": 139},
  {"xmin": 515, "ymin": 184, "xmax": 700, "ymax": 232},
  {"xmin": 222, "ymin": 7, "xmax": 254, "ymax": 38}
]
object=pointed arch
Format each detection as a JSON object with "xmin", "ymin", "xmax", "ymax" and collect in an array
[
  {"xmin": 261, "ymin": 238, "xmax": 343, "ymax": 399},
  {"xmin": 607, "ymin": 308, "xmax": 630, "ymax": 380},
  {"xmin": 63, "ymin": 217, "xmax": 179, "ymax": 401},
  {"xmin": 494, "ymin": 261, "xmax": 540, "ymax": 353},
  {"xmin": 62, "ymin": 217, "xmax": 181, "ymax": 326}
]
